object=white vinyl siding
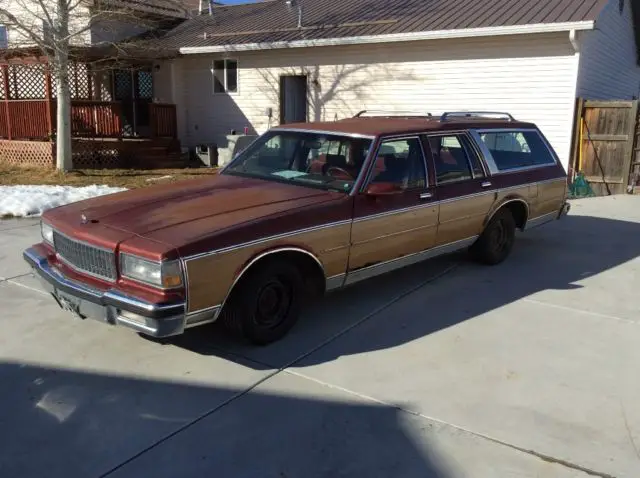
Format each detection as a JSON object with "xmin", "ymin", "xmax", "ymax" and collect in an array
[
  {"xmin": 171, "ymin": 32, "xmax": 578, "ymax": 168},
  {"xmin": 577, "ymin": 0, "xmax": 640, "ymax": 99}
]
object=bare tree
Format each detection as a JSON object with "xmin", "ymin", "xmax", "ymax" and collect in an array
[{"xmin": 0, "ymin": 0, "xmax": 188, "ymax": 171}]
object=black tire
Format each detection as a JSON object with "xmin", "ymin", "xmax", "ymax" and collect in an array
[
  {"xmin": 470, "ymin": 208, "xmax": 516, "ymax": 265},
  {"xmin": 220, "ymin": 260, "xmax": 303, "ymax": 345}
]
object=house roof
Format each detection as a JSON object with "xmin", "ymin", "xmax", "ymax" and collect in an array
[
  {"xmin": 161, "ymin": 0, "xmax": 609, "ymax": 51},
  {"xmin": 105, "ymin": 0, "xmax": 197, "ymax": 19}
]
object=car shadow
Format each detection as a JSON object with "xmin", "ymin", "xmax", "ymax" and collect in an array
[
  {"xmin": 0, "ymin": 361, "xmax": 451, "ymax": 478},
  {"xmin": 166, "ymin": 213, "xmax": 640, "ymax": 368}
]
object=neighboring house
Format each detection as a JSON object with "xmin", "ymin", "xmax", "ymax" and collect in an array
[
  {"xmin": 0, "ymin": 1, "xmax": 194, "ymax": 167},
  {"xmin": 0, "ymin": 0, "xmax": 194, "ymax": 48},
  {"xmin": 150, "ymin": 0, "xmax": 640, "ymax": 170}
]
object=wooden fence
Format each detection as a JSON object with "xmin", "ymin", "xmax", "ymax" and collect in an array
[{"xmin": 571, "ymin": 99, "xmax": 639, "ymax": 195}]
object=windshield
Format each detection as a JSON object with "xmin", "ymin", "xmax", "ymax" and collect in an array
[{"xmin": 222, "ymin": 130, "xmax": 373, "ymax": 193}]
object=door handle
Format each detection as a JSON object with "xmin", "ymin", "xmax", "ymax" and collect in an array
[
  {"xmin": 481, "ymin": 181, "xmax": 492, "ymax": 188},
  {"xmin": 419, "ymin": 192, "xmax": 433, "ymax": 200}
]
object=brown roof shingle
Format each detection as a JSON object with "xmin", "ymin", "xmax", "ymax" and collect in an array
[{"xmin": 161, "ymin": 0, "xmax": 610, "ymax": 48}]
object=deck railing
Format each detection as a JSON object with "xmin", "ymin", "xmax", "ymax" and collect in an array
[
  {"xmin": 0, "ymin": 100, "xmax": 177, "ymax": 140},
  {"xmin": 150, "ymin": 103, "xmax": 177, "ymax": 138},
  {"xmin": 69, "ymin": 101, "xmax": 123, "ymax": 138},
  {"xmin": 0, "ymin": 100, "xmax": 50, "ymax": 139}
]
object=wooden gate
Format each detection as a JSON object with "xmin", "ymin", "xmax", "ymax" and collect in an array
[
  {"xmin": 629, "ymin": 114, "xmax": 640, "ymax": 193},
  {"xmin": 572, "ymin": 99, "xmax": 639, "ymax": 196}
]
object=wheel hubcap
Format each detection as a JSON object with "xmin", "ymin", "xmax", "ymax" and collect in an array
[
  {"xmin": 254, "ymin": 277, "xmax": 292, "ymax": 329},
  {"xmin": 491, "ymin": 219, "xmax": 509, "ymax": 252}
]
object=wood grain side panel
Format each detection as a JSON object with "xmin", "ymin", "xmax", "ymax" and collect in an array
[
  {"xmin": 185, "ymin": 223, "xmax": 351, "ymax": 313},
  {"xmin": 535, "ymin": 179, "xmax": 567, "ymax": 217},
  {"xmin": 348, "ymin": 206, "xmax": 438, "ymax": 271},
  {"xmin": 496, "ymin": 184, "xmax": 537, "ymax": 205},
  {"xmin": 491, "ymin": 185, "xmax": 533, "ymax": 218},
  {"xmin": 436, "ymin": 191, "xmax": 496, "ymax": 245}
]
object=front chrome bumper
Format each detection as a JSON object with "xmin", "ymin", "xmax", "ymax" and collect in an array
[{"xmin": 23, "ymin": 247, "xmax": 216, "ymax": 338}]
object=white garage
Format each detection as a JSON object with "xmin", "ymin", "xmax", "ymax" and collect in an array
[{"xmin": 153, "ymin": 0, "xmax": 640, "ymax": 171}]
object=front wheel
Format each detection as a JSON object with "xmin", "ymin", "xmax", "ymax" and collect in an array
[
  {"xmin": 220, "ymin": 260, "xmax": 303, "ymax": 345},
  {"xmin": 470, "ymin": 208, "xmax": 516, "ymax": 265}
]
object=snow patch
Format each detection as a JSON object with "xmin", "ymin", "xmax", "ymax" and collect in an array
[{"xmin": 0, "ymin": 185, "xmax": 127, "ymax": 218}]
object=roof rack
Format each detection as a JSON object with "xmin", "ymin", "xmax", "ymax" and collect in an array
[
  {"xmin": 354, "ymin": 110, "xmax": 433, "ymax": 118},
  {"xmin": 440, "ymin": 111, "xmax": 516, "ymax": 122}
]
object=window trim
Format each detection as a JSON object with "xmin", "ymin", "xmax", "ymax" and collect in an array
[
  {"xmin": 212, "ymin": 58, "xmax": 239, "ymax": 95},
  {"xmin": 424, "ymin": 132, "xmax": 478, "ymax": 186},
  {"xmin": 358, "ymin": 135, "xmax": 430, "ymax": 192},
  {"xmin": 459, "ymin": 133, "xmax": 489, "ymax": 179},
  {"xmin": 469, "ymin": 128, "xmax": 559, "ymax": 176}
]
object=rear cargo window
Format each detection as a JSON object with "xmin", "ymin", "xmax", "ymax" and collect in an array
[{"xmin": 477, "ymin": 130, "xmax": 556, "ymax": 172}]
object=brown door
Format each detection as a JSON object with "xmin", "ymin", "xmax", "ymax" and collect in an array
[
  {"xmin": 346, "ymin": 136, "xmax": 438, "ymax": 284},
  {"xmin": 425, "ymin": 133, "xmax": 496, "ymax": 247},
  {"xmin": 279, "ymin": 75, "xmax": 307, "ymax": 124}
]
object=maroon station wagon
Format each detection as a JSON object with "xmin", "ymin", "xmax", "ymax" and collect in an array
[{"xmin": 24, "ymin": 111, "xmax": 570, "ymax": 345}]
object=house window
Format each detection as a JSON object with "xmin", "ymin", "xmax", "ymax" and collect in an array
[
  {"xmin": 213, "ymin": 59, "xmax": 238, "ymax": 93},
  {"xmin": 0, "ymin": 25, "xmax": 8, "ymax": 49}
]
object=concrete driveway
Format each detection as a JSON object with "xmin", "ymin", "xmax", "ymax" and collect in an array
[{"xmin": 0, "ymin": 196, "xmax": 639, "ymax": 478}]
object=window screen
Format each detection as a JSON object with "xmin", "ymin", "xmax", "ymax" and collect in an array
[
  {"xmin": 0, "ymin": 25, "xmax": 7, "ymax": 49},
  {"xmin": 226, "ymin": 60, "xmax": 238, "ymax": 93}
]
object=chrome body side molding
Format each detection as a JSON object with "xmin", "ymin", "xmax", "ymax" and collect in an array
[{"xmin": 344, "ymin": 236, "xmax": 478, "ymax": 286}]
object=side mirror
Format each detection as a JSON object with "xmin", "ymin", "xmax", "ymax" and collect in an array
[{"xmin": 364, "ymin": 182, "xmax": 402, "ymax": 196}]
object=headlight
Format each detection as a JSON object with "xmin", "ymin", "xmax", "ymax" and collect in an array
[
  {"xmin": 120, "ymin": 254, "xmax": 183, "ymax": 289},
  {"xmin": 41, "ymin": 221, "xmax": 54, "ymax": 245}
]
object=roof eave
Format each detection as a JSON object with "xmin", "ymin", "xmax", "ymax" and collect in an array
[{"xmin": 178, "ymin": 20, "xmax": 596, "ymax": 55}]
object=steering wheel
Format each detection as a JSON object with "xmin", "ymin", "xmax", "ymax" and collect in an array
[{"xmin": 326, "ymin": 166, "xmax": 354, "ymax": 180}]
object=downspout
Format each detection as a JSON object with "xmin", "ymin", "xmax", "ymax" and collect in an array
[
  {"xmin": 568, "ymin": 29, "xmax": 582, "ymax": 179},
  {"xmin": 569, "ymin": 29, "xmax": 580, "ymax": 51}
]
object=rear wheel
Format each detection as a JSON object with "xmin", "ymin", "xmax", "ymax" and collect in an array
[
  {"xmin": 220, "ymin": 260, "xmax": 303, "ymax": 345},
  {"xmin": 470, "ymin": 208, "xmax": 516, "ymax": 265}
]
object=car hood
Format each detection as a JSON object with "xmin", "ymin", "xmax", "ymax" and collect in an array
[{"xmin": 49, "ymin": 174, "xmax": 335, "ymax": 240}]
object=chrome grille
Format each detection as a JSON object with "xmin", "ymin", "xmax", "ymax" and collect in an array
[{"xmin": 53, "ymin": 230, "xmax": 117, "ymax": 281}]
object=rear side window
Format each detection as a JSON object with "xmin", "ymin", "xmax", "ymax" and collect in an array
[
  {"xmin": 427, "ymin": 135, "xmax": 472, "ymax": 185},
  {"xmin": 477, "ymin": 130, "xmax": 556, "ymax": 172}
]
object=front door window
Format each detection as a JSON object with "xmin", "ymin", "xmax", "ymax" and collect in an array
[{"xmin": 369, "ymin": 138, "xmax": 428, "ymax": 190}]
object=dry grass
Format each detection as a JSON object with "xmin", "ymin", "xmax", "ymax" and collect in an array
[{"xmin": 0, "ymin": 163, "xmax": 219, "ymax": 189}]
